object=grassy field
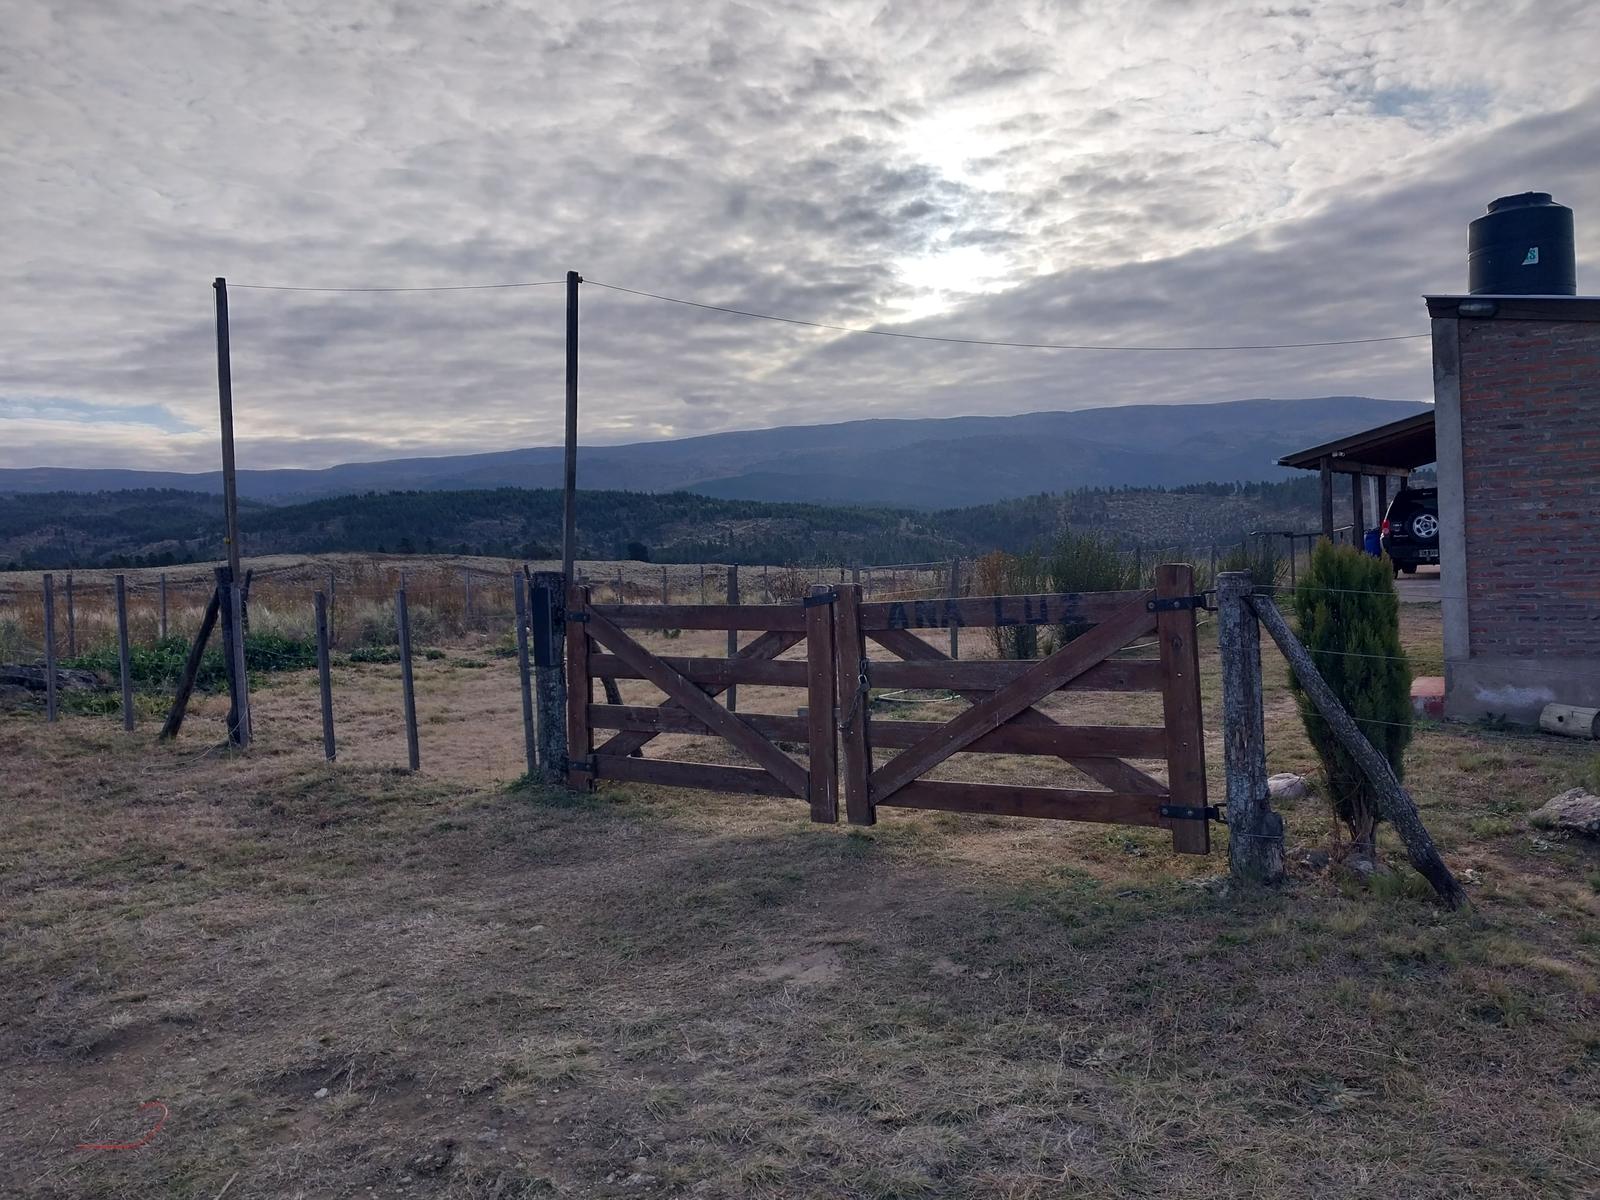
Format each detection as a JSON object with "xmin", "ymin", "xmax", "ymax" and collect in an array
[{"xmin": 2, "ymin": 571, "xmax": 1598, "ymax": 1198}]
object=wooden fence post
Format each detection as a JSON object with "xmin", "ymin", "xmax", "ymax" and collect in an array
[
  {"xmin": 947, "ymin": 557, "xmax": 961, "ymax": 660},
  {"xmin": 396, "ymin": 588, "xmax": 419, "ymax": 771},
  {"xmin": 806, "ymin": 585, "xmax": 838, "ymax": 823},
  {"xmin": 1216, "ymin": 572, "xmax": 1283, "ymax": 883},
  {"xmin": 328, "ymin": 569, "xmax": 337, "ymax": 645},
  {"xmin": 160, "ymin": 572, "xmax": 168, "ymax": 639},
  {"xmin": 42, "ymin": 574, "xmax": 58, "ymax": 723},
  {"xmin": 726, "ymin": 564, "xmax": 739, "ymax": 713},
  {"xmin": 159, "ymin": 585, "xmax": 221, "ymax": 741},
  {"xmin": 833, "ymin": 583, "xmax": 873, "ymax": 825},
  {"xmin": 115, "ymin": 575, "xmax": 134, "ymax": 731},
  {"xmin": 615, "ymin": 567, "xmax": 624, "ymax": 604},
  {"xmin": 661, "ymin": 564, "xmax": 669, "ymax": 605},
  {"xmin": 565, "ymin": 582, "xmax": 593, "ymax": 789},
  {"xmin": 513, "ymin": 571, "xmax": 537, "ymax": 776},
  {"xmin": 699, "ymin": 564, "xmax": 706, "ymax": 604},
  {"xmin": 315, "ymin": 590, "xmax": 335, "ymax": 760},
  {"xmin": 763, "ymin": 564, "xmax": 769, "ymax": 602},
  {"xmin": 64, "ymin": 572, "xmax": 76, "ymax": 657},
  {"xmin": 532, "ymin": 570, "xmax": 568, "ymax": 783},
  {"xmin": 1249, "ymin": 594, "xmax": 1468, "ymax": 908}
]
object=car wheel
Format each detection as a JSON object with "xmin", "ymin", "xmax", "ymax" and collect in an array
[{"xmin": 1401, "ymin": 565, "xmax": 1417, "ymax": 575}]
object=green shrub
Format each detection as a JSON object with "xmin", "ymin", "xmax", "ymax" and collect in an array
[
  {"xmin": 1046, "ymin": 532, "xmax": 1137, "ymax": 646},
  {"xmin": 61, "ymin": 631, "xmax": 316, "ymax": 694},
  {"xmin": 1290, "ymin": 541, "xmax": 1412, "ymax": 859},
  {"xmin": 1218, "ymin": 540, "xmax": 1286, "ymax": 588}
]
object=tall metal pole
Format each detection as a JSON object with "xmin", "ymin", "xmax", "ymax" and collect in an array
[
  {"xmin": 561, "ymin": 270, "xmax": 581, "ymax": 587},
  {"xmin": 214, "ymin": 277, "xmax": 251, "ymax": 746}
]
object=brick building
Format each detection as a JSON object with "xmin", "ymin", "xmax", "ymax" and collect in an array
[{"xmin": 1428, "ymin": 294, "xmax": 1600, "ymax": 723}]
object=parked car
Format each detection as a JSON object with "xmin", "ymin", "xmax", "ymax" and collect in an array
[{"xmin": 1380, "ymin": 485, "xmax": 1440, "ymax": 574}]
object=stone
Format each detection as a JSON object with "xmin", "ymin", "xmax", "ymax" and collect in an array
[
  {"xmin": 1268, "ymin": 773, "xmax": 1309, "ymax": 802},
  {"xmin": 1290, "ymin": 847, "xmax": 1330, "ymax": 871},
  {"xmin": 1530, "ymin": 788, "xmax": 1600, "ymax": 838},
  {"xmin": 407, "ymin": 1141, "xmax": 455, "ymax": 1176},
  {"xmin": 0, "ymin": 664, "xmax": 104, "ymax": 692}
]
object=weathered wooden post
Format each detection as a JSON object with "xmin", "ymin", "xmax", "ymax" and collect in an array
[
  {"xmin": 531, "ymin": 570, "xmax": 568, "ymax": 783},
  {"xmin": 1216, "ymin": 571, "xmax": 1283, "ymax": 884},
  {"xmin": 564, "ymin": 581, "xmax": 593, "ymax": 790},
  {"xmin": 833, "ymin": 583, "xmax": 872, "ymax": 825},
  {"xmin": 661, "ymin": 564, "xmax": 669, "ymax": 605},
  {"xmin": 159, "ymin": 572, "xmax": 168, "ymax": 639},
  {"xmin": 114, "ymin": 575, "xmax": 134, "ymax": 731},
  {"xmin": 513, "ymin": 571, "xmax": 537, "ymax": 776},
  {"xmin": 805, "ymin": 585, "xmax": 838, "ymax": 823},
  {"xmin": 41, "ymin": 573, "xmax": 58, "ymax": 723},
  {"xmin": 762, "ymin": 564, "xmax": 770, "ymax": 602},
  {"xmin": 396, "ymin": 587, "xmax": 419, "ymax": 771},
  {"xmin": 213, "ymin": 277, "xmax": 252, "ymax": 746},
  {"xmin": 698, "ymin": 564, "xmax": 706, "ymax": 604},
  {"xmin": 726, "ymin": 564, "xmax": 739, "ymax": 713},
  {"xmin": 311, "ymin": 591, "xmax": 335, "ymax": 759},
  {"xmin": 64, "ymin": 572, "xmax": 76, "ymax": 657},
  {"xmin": 615, "ymin": 567, "xmax": 624, "ymax": 604},
  {"xmin": 947, "ymin": 557, "xmax": 961, "ymax": 660},
  {"xmin": 159, "ymin": 584, "xmax": 221, "ymax": 741}
]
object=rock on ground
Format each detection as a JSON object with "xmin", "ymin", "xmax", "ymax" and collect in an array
[
  {"xmin": 1268, "ymin": 773, "xmax": 1310, "ymax": 802},
  {"xmin": 1530, "ymin": 789, "xmax": 1600, "ymax": 838}
]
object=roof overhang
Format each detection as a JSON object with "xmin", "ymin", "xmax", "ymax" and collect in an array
[
  {"xmin": 1277, "ymin": 409, "xmax": 1436, "ymax": 474},
  {"xmin": 1426, "ymin": 294, "xmax": 1600, "ymax": 322}
]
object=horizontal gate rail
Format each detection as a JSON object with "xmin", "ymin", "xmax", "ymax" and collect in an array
[
  {"xmin": 857, "ymin": 589, "xmax": 1149, "ymax": 632},
  {"xmin": 866, "ymin": 657, "xmax": 1164, "ymax": 693},
  {"xmin": 878, "ymin": 781, "xmax": 1172, "ymax": 827},
  {"xmin": 588, "ymin": 602, "xmax": 808, "ymax": 631}
]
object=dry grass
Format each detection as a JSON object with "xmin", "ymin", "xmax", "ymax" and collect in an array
[{"xmin": 2, "ymin": 565, "xmax": 1598, "ymax": 1199}]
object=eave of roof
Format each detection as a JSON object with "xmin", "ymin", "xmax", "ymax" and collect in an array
[{"xmin": 1276, "ymin": 409, "xmax": 1436, "ymax": 471}]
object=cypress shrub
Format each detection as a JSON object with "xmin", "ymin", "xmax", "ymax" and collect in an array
[{"xmin": 1290, "ymin": 541, "xmax": 1412, "ymax": 858}]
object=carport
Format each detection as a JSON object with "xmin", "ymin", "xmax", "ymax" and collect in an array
[{"xmin": 1276, "ymin": 409, "xmax": 1436, "ymax": 540}]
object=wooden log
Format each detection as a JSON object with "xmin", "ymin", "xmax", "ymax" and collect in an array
[
  {"xmin": 159, "ymin": 585, "xmax": 221, "ymax": 740},
  {"xmin": 833, "ymin": 584, "xmax": 873, "ymax": 825},
  {"xmin": 115, "ymin": 574, "xmax": 134, "ymax": 731},
  {"xmin": 866, "ymin": 627, "xmax": 1165, "ymax": 793},
  {"xmin": 1249, "ymin": 593, "xmax": 1468, "ymax": 909},
  {"xmin": 1155, "ymin": 565, "xmax": 1208, "ymax": 854},
  {"xmin": 565, "ymin": 583, "xmax": 594, "ymax": 789},
  {"xmin": 396, "ymin": 588, "xmax": 419, "ymax": 771},
  {"xmin": 315, "ymin": 590, "xmax": 335, "ymax": 760},
  {"xmin": 532, "ymin": 571, "xmax": 569, "ymax": 783},
  {"xmin": 879, "ymin": 780, "xmax": 1168, "ymax": 827},
  {"xmin": 42, "ymin": 573, "xmax": 58, "ymax": 723},
  {"xmin": 582, "ymin": 607, "xmax": 810, "ymax": 798},
  {"xmin": 593, "ymin": 754, "xmax": 798, "ymax": 798},
  {"xmin": 1217, "ymin": 572, "xmax": 1282, "ymax": 882},
  {"xmin": 513, "ymin": 570, "xmax": 537, "ymax": 776},
  {"xmin": 64, "ymin": 572, "xmax": 76, "ymax": 658},
  {"xmin": 805, "ymin": 586, "xmax": 838, "ymax": 822},
  {"xmin": 867, "ymin": 593, "xmax": 1159, "ymax": 803},
  {"xmin": 588, "ymin": 602, "xmax": 807, "ymax": 631},
  {"xmin": 726, "ymin": 564, "xmax": 740, "ymax": 713},
  {"xmin": 857, "ymin": 590, "xmax": 1147, "ymax": 632}
]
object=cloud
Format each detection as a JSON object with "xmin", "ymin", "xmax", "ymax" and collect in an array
[{"xmin": 2, "ymin": 0, "xmax": 1597, "ymax": 471}]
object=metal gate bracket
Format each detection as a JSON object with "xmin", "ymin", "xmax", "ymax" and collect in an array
[
  {"xmin": 1147, "ymin": 594, "xmax": 1207, "ymax": 613},
  {"xmin": 1159, "ymin": 803, "xmax": 1220, "ymax": 822}
]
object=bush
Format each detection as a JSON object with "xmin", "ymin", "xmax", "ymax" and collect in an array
[
  {"xmin": 974, "ymin": 550, "xmax": 1047, "ymax": 658},
  {"xmin": 765, "ymin": 568, "xmax": 814, "ymax": 604},
  {"xmin": 61, "ymin": 631, "xmax": 317, "ymax": 694},
  {"xmin": 354, "ymin": 600, "xmax": 441, "ymax": 648},
  {"xmin": 1046, "ymin": 532, "xmax": 1137, "ymax": 646},
  {"xmin": 1218, "ymin": 540, "xmax": 1286, "ymax": 588},
  {"xmin": 1290, "ymin": 540, "xmax": 1412, "ymax": 860}
]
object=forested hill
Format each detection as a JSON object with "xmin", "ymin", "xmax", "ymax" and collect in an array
[{"xmin": 0, "ymin": 476, "xmax": 1361, "ymax": 570}]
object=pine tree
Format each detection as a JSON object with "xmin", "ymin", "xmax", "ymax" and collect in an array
[{"xmin": 1290, "ymin": 541, "xmax": 1413, "ymax": 860}]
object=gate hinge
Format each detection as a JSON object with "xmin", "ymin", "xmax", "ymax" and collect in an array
[
  {"xmin": 568, "ymin": 754, "xmax": 598, "ymax": 774},
  {"xmin": 1159, "ymin": 803, "xmax": 1221, "ymax": 822},
  {"xmin": 565, "ymin": 611, "xmax": 590, "ymax": 624},
  {"xmin": 1147, "ymin": 594, "xmax": 1211, "ymax": 613}
]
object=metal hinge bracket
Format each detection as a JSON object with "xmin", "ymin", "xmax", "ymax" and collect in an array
[
  {"xmin": 1147, "ymin": 594, "xmax": 1209, "ymax": 613},
  {"xmin": 1159, "ymin": 803, "xmax": 1222, "ymax": 822}
]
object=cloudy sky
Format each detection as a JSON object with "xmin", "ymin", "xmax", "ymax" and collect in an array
[{"xmin": 2, "ymin": 0, "xmax": 1596, "ymax": 471}]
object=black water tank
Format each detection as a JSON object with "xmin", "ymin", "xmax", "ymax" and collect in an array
[{"xmin": 1468, "ymin": 192, "xmax": 1576, "ymax": 295}]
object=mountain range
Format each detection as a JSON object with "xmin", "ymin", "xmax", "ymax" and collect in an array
[{"xmin": 0, "ymin": 397, "xmax": 1429, "ymax": 508}]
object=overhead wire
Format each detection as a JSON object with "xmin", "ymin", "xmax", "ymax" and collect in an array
[{"xmin": 228, "ymin": 280, "xmax": 566, "ymax": 293}]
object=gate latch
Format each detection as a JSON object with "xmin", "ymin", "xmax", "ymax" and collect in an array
[
  {"xmin": 1159, "ymin": 803, "xmax": 1221, "ymax": 822},
  {"xmin": 1146, "ymin": 594, "xmax": 1209, "ymax": 613}
]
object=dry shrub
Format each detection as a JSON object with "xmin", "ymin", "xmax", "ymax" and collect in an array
[
  {"xmin": 974, "ymin": 550, "xmax": 1047, "ymax": 658},
  {"xmin": 765, "ymin": 567, "xmax": 814, "ymax": 604}
]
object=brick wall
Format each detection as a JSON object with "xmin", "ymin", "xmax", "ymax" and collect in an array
[{"xmin": 1458, "ymin": 318, "xmax": 1600, "ymax": 655}]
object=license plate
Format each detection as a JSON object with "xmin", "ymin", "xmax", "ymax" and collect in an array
[{"xmin": 1418, "ymin": 550, "xmax": 1439, "ymax": 561}]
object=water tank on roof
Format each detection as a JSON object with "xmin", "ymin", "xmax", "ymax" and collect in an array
[{"xmin": 1468, "ymin": 192, "xmax": 1576, "ymax": 295}]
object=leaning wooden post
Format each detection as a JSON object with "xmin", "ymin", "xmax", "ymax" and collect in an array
[
  {"xmin": 833, "ymin": 583, "xmax": 873, "ymax": 825},
  {"xmin": 946, "ymin": 557, "xmax": 961, "ymax": 660},
  {"xmin": 726, "ymin": 564, "xmax": 740, "ymax": 713},
  {"xmin": 64, "ymin": 572, "xmax": 76, "ymax": 658},
  {"xmin": 42, "ymin": 573, "xmax": 58, "ymax": 723},
  {"xmin": 396, "ymin": 587, "xmax": 420, "ymax": 771},
  {"xmin": 314, "ymin": 590, "xmax": 335, "ymax": 761},
  {"xmin": 513, "ymin": 571, "xmax": 537, "ymax": 776},
  {"xmin": 531, "ymin": 570, "xmax": 569, "ymax": 783},
  {"xmin": 115, "ymin": 574, "xmax": 134, "ymax": 731},
  {"xmin": 159, "ymin": 584, "xmax": 221, "ymax": 740},
  {"xmin": 1249, "ymin": 593, "xmax": 1469, "ymax": 909},
  {"xmin": 159, "ymin": 572, "xmax": 168, "ymax": 639},
  {"xmin": 1216, "ymin": 572, "xmax": 1283, "ymax": 884}
]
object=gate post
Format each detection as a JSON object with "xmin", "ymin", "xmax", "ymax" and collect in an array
[
  {"xmin": 805, "ymin": 585, "xmax": 839, "ymax": 823},
  {"xmin": 1155, "ymin": 564, "xmax": 1208, "ymax": 853},
  {"xmin": 833, "ymin": 584, "xmax": 873, "ymax": 825},
  {"xmin": 564, "ymin": 582, "xmax": 594, "ymax": 790},
  {"xmin": 1216, "ymin": 571, "xmax": 1284, "ymax": 883},
  {"xmin": 531, "ymin": 570, "xmax": 570, "ymax": 785}
]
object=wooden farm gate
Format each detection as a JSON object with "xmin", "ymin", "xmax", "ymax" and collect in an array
[
  {"xmin": 563, "ymin": 565, "xmax": 1211, "ymax": 853},
  {"xmin": 565, "ymin": 583, "xmax": 840, "ymax": 820}
]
